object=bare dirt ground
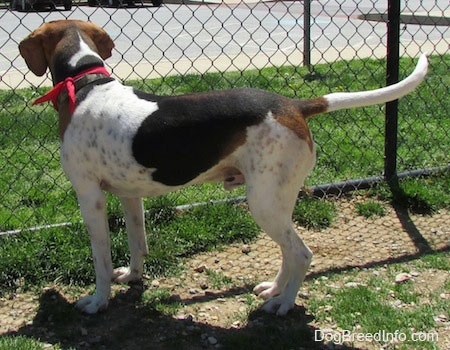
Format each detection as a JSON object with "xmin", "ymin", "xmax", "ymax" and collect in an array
[{"xmin": 1, "ymin": 197, "xmax": 449, "ymax": 349}]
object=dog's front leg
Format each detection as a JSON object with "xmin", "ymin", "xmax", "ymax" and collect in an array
[
  {"xmin": 75, "ymin": 187, "xmax": 113, "ymax": 314},
  {"xmin": 112, "ymin": 197, "xmax": 148, "ymax": 283}
]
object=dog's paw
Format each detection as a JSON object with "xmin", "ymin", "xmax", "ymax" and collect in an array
[
  {"xmin": 261, "ymin": 295, "xmax": 295, "ymax": 316},
  {"xmin": 76, "ymin": 294, "xmax": 108, "ymax": 314},
  {"xmin": 253, "ymin": 281, "xmax": 281, "ymax": 300},
  {"xmin": 112, "ymin": 267, "xmax": 141, "ymax": 284},
  {"xmin": 254, "ymin": 283, "xmax": 295, "ymax": 316}
]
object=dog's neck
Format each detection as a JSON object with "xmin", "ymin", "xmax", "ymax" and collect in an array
[
  {"xmin": 34, "ymin": 30, "xmax": 113, "ymax": 140},
  {"xmin": 51, "ymin": 30, "xmax": 106, "ymax": 84}
]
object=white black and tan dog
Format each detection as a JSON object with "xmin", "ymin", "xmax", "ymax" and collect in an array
[{"xmin": 19, "ymin": 20, "xmax": 428, "ymax": 316}]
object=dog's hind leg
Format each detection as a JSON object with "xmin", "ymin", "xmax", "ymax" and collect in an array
[
  {"xmin": 75, "ymin": 185, "xmax": 113, "ymax": 314},
  {"xmin": 242, "ymin": 125, "xmax": 315, "ymax": 315},
  {"xmin": 113, "ymin": 197, "xmax": 148, "ymax": 283},
  {"xmin": 247, "ymin": 179, "xmax": 313, "ymax": 316}
]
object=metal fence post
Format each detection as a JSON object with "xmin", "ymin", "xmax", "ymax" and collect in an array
[
  {"xmin": 303, "ymin": 0, "xmax": 311, "ymax": 70},
  {"xmin": 384, "ymin": 0, "xmax": 401, "ymax": 188}
]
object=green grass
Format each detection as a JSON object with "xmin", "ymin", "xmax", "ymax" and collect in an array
[
  {"xmin": 415, "ymin": 252, "xmax": 450, "ymax": 271},
  {"xmin": 2, "ymin": 252, "xmax": 447, "ymax": 350},
  {"xmin": 0, "ymin": 192, "xmax": 344, "ymax": 294},
  {"xmin": 0, "ymin": 336, "xmax": 53, "ymax": 350},
  {"xmin": 293, "ymin": 194, "xmax": 337, "ymax": 229},
  {"xmin": 0, "ymin": 202, "xmax": 260, "ymax": 292},
  {"xmin": 0, "ymin": 55, "xmax": 449, "ymax": 295},
  {"xmin": 355, "ymin": 200, "xmax": 386, "ymax": 218},
  {"xmin": 395, "ymin": 174, "xmax": 450, "ymax": 213},
  {"xmin": 1, "ymin": 55, "xmax": 448, "ymax": 231},
  {"xmin": 307, "ymin": 251, "xmax": 449, "ymax": 349},
  {"xmin": 218, "ymin": 253, "xmax": 449, "ymax": 350},
  {"xmin": 140, "ymin": 288, "xmax": 182, "ymax": 316},
  {"xmin": 367, "ymin": 172, "xmax": 450, "ymax": 214},
  {"xmin": 205, "ymin": 269, "xmax": 234, "ymax": 289},
  {"xmin": 0, "ymin": 56, "xmax": 448, "ymax": 349}
]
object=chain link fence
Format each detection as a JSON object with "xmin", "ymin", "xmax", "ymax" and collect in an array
[{"xmin": 0, "ymin": 0, "xmax": 449, "ymax": 233}]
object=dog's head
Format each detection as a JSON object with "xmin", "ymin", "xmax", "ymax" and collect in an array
[{"xmin": 19, "ymin": 20, "xmax": 115, "ymax": 77}]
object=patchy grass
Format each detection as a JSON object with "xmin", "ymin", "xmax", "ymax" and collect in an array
[
  {"xmin": 140, "ymin": 288, "xmax": 182, "ymax": 317},
  {"xmin": 293, "ymin": 195, "xmax": 337, "ymax": 229},
  {"xmin": 0, "ymin": 336, "xmax": 49, "ymax": 350},
  {"xmin": 394, "ymin": 174, "xmax": 450, "ymax": 213},
  {"xmin": 306, "ymin": 251, "xmax": 449, "ymax": 349},
  {"xmin": 367, "ymin": 172, "xmax": 450, "ymax": 214},
  {"xmin": 355, "ymin": 200, "xmax": 386, "ymax": 218},
  {"xmin": 0, "ymin": 205, "xmax": 448, "ymax": 350},
  {"xmin": 205, "ymin": 269, "xmax": 234, "ymax": 290}
]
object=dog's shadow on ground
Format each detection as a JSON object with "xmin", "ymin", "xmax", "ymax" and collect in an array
[
  {"xmin": 4, "ymin": 284, "xmax": 363, "ymax": 350},
  {"xmin": 6, "ymin": 238, "xmax": 449, "ymax": 350}
]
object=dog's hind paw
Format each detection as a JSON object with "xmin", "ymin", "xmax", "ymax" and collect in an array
[
  {"xmin": 112, "ymin": 266, "xmax": 141, "ymax": 284},
  {"xmin": 254, "ymin": 283, "xmax": 296, "ymax": 316},
  {"xmin": 253, "ymin": 281, "xmax": 281, "ymax": 299},
  {"xmin": 76, "ymin": 294, "xmax": 108, "ymax": 314}
]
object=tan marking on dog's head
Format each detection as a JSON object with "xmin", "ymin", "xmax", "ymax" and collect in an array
[
  {"xmin": 19, "ymin": 20, "xmax": 114, "ymax": 76},
  {"xmin": 275, "ymin": 97, "xmax": 328, "ymax": 152}
]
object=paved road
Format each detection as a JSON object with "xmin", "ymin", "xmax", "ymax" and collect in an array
[{"xmin": 0, "ymin": 0, "xmax": 448, "ymax": 88}]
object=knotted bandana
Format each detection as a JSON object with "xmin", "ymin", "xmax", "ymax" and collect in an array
[{"xmin": 34, "ymin": 66, "xmax": 110, "ymax": 115}]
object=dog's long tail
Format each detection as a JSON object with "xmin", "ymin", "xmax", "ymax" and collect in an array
[{"xmin": 301, "ymin": 54, "xmax": 428, "ymax": 117}]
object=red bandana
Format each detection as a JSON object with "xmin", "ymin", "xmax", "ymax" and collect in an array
[{"xmin": 33, "ymin": 66, "xmax": 110, "ymax": 115}]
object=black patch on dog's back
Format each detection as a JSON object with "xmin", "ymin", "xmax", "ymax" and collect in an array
[{"xmin": 132, "ymin": 88, "xmax": 283, "ymax": 186}]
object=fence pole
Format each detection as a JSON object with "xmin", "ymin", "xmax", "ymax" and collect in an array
[
  {"xmin": 384, "ymin": 0, "xmax": 401, "ymax": 188},
  {"xmin": 303, "ymin": 0, "xmax": 311, "ymax": 70}
]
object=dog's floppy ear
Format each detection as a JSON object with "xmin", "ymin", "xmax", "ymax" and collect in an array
[
  {"xmin": 19, "ymin": 29, "xmax": 48, "ymax": 76},
  {"xmin": 83, "ymin": 22, "xmax": 115, "ymax": 60}
]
